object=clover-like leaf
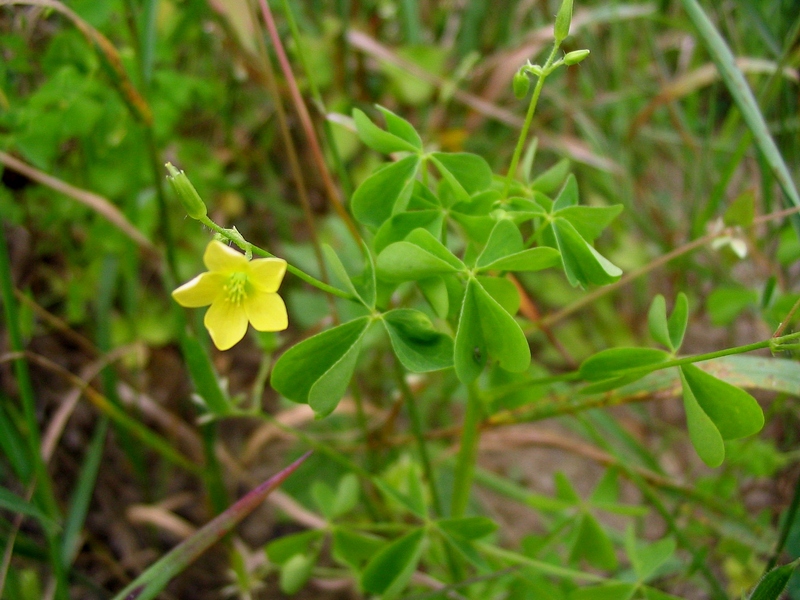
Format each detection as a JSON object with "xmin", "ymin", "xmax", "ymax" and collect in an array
[
  {"xmin": 373, "ymin": 209, "xmax": 443, "ymax": 254},
  {"xmin": 271, "ymin": 317, "xmax": 371, "ymax": 417},
  {"xmin": 353, "ymin": 108, "xmax": 421, "ymax": 154},
  {"xmin": 531, "ymin": 158, "xmax": 570, "ymax": 194},
  {"xmin": 351, "ymin": 155, "xmax": 420, "ymax": 227},
  {"xmin": 454, "ymin": 278, "xmax": 530, "ymax": 383},
  {"xmin": 376, "ymin": 105, "xmax": 424, "ymax": 150},
  {"xmin": 383, "ymin": 309, "xmax": 454, "ymax": 372},
  {"xmin": 553, "ymin": 173, "xmax": 579, "ymax": 210},
  {"xmin": 681, "ymin": 363, "xmax": 764, "ymax": 440},
  {"xmin": 377, "ymin": 228, "xmax": 464, "ymax": 282},
  {"xmin": 361, "ymin": 528, "xmax": 426, "ymax": 598},
  {"xmin": 552, "ymin": 218, "xmax": 622, "ymax": 287},
  {"xmin": 667, "ymin": 292, "xmax": 689, "ymax": 351},
  {"xmin": 569, "ymin": 513, "xmax": 618, "ymax": 571},
  {"xmin": 556, "ymin": 204, "xmax": 623, "ymax": 242},
  {"xmin": 680, "ymin": 366, "xmax": 725, "ymax": 467},
  {"xmin": 429, "ymin": 151, "xmax": 493, "ymax": 206},
  {"xmin": 580, "ymin": 348, "xmax": 670, "ymax": 381},
  {"xmin": 648, "ymin": 295, "xmax": 672, "ymax": 351},
  {"xmin": 476, "ymin": 219, "xmax": 523, "ymax": 268}
]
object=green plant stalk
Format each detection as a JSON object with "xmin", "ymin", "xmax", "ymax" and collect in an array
[
  {"xmin": 476, "ymin": 541, "xmax": 607, "ymax": 583},
  {"xmin": 503, "ymin": 43, "xmax": 561, "ymax": 197},
  {"xmin": 450, "ymin": 381, "xmax": 483, "ymax": 518},
  {"xmin": 489, "ymin": 333, "xmax": 800, "ymax": 404},
  {"xmin": 198, "ymin": 216, "xmax": 356, "ymax": 301},
  {"xmin": 111, "ymin": 452, "xmax": 311, "ymax": 600},
  {"xmin": 394, "ymin": 360, "xmax": 442, "ymax": 516}
]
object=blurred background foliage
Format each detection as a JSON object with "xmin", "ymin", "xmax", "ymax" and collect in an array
[{"xmin": 1, "ymin": 0, "xmax": 800, "ymax": 598}]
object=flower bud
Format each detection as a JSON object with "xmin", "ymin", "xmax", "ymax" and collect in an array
[
  {"xmin": 554, "ymin": 0, "xmax": 573, "ymax": 44},
  {"xmin": 564, "ymin": 49, "xmax": 590, "ymax": 65},
  {"xmin": 166, "ymin": 163, "xmax": 207, "ymax": 220},
  {"xmin": 512, "ymin": 70, "xmax": 530, "ymax": 99}
]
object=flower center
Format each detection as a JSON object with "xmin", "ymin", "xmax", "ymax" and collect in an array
[{"xmin": 224, "ymin": 272, "xmax": 249, "ymax": 306}]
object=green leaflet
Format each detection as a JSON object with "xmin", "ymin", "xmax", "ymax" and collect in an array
[
  {"xmin": 681, "ymin": 363, "xmax": 764, "ymax": 440},
  {"xmin": 353, "ymin": 108, "xmax": 420, "ymax": 154},
  {"xmin": 556, "ymin": 204, "xmax": 624, "ymax": 242},
  {"xmin": 748, "ymin": 563, "xmax": 798, "ymax": 600},
  {"xmin": 373, "ymin": 209, "xmax": 443, "ymax": 254},
  {"xmin": 322, "ymin": 243, "xmax": 376, "ymax": 309},
  {"xmin": 553, "ymin": 173, "xmax": 579, "ymax": 210},
  {"xmin": 351, "ymin": 155, "xmax": 420, "ymax": 228},
  {"xmin": 429, "ymin": 151, "xmax": 493, "ymax": 205},
  {"xmin": 476, "ymin": 219, "xmax": 523, "ymax": 268},
  {"xmin": 531, "ymin": 157, "xmax": 570, "ymax": 194},
  {"xmin": 271, "ymin": 317, "xmax": 371, "ymax": 417},
  {"xmin": 382, "ymin": 309, "xmax": 454, "ymax": 372},
  {"xmin": 454, "ymin": 278, "xmax": 530, "ymax": 383},
  {"xmin": 647, "ymin": 293, "xmax": 689, "ymax": 352},
  {"xmin": 569, "ymin": 513, "xmax": 618, "ymax": 571},
  {"xmin": 680, "ymin": 363, "xmax": 764, "ymax": 467},
  {"xmin": 580, "ymin": 347, "xmax": 671, "ymax": 382},
  {"xmin": 332, "ymin": 527, "xmax": 385, "ymax": 569},
  {"xmin": 376, "ymin": 228, "xmax": 464, "ymax": 281},
  {"xmin": 361, "ymin": 528, "xmax": 426, "ymax": 598},
  {"xmin": 552, "ymin": 217, "xmax": 622, "ymax": 287}
]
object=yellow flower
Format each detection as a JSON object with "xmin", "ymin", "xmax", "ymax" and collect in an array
[{"xmin": 173, "ymin": 240, "xmax": 288, "ymax": 350}]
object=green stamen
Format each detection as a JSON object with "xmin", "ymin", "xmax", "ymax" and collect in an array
[{"xmin": 224, "ymin": 272, "xmax": 249, "ymax": 305}]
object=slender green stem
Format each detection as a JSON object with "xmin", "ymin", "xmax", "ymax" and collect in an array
[
  {"xmin": 394, "ymin": 360, "xmax": 442, "ymax": 516},
  {"xmin": 504, "ymin": 44, "xmax": 561, "ymax": 197},
  {"xmin": 451, "ymin": 381, "xmax": 483, "ymax": 518},
  {"xmin": 197, "ymin": 217, "xmax": 356, "ymax": 301},
  {"xmin": 476, "ymin": 542, "xmax": 607, "ymax": 583},
  {"xmin": 488, "ymin": 332, "xmax": 800, "ymax": 401}
]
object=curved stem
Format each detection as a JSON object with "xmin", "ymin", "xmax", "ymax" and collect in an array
[
  {"xmin": 504, "ymin": 44, "xmax": 561, "ymax": 197},
  {"xmin": 198, "ymin": 217, "xmax": 357, "ymax": 302}
]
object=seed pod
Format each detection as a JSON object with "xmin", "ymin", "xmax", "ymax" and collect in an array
[
  {"xmin": 165, "ymin": 162, "xmax": 207, "ymax": 220},
  {"xmin": 512, "ymin": 70, "xmax": 530, "ymax": 99},
  {"xmin": 554, "ymin": 0, "xmax": 573, "ymax": 44},
  {"xmin": 564, "ymin": 49, "xmax": 590, "ymax": 65}
]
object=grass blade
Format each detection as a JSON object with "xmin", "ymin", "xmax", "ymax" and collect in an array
[
  {"xmin": 679, "ymin": 0, "xmax": 800, "ymax": 213},
  {"xmin": 60, "ymin": 418, "xmax": 108, "ymax": 567},
  {"xmin": 111, "ymin": 452, "xmax": 311, "ymax": 600}
]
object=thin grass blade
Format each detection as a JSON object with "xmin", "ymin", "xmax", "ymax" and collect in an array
[{"xmin": 111, "ymin": 452, "xmax": 312, "ymax": 600}]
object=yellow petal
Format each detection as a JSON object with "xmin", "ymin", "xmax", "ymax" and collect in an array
[
  {"xmin": 204, "ymin": 298, "xmax": 249, "ymax": 350},
  {"xmin": 245, "ymin": 289, "xmax": 288, "ymax": 332},
  {"xmin": 172, "ymin": 272, "xmax": 225, "ymax": 307},
  {"xmin": 247, "ymin": 258, "xmax": 287, "ymax": 293},
  {"xmin": 203, "ymin": 240, "xmax": 248, "ymax": 273}
]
